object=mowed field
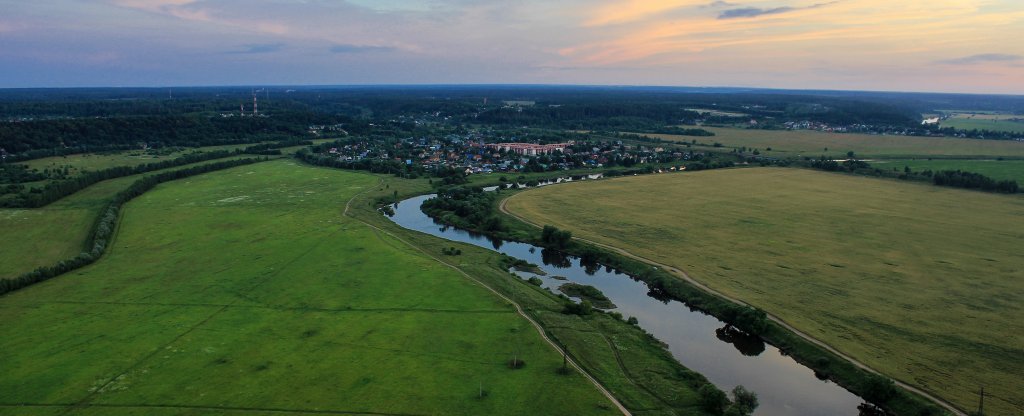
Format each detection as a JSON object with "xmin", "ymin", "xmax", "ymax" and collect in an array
[
  {"xmin": 646, "ymin": 127, "xmax": 1024, "ymax": 159},
  {"xmin": 504, "ymin": 168, "xmax": 1024, "ymax": 415},
  {"xmin": 0, "ymin": 155, "xmax": 256, "ymax": 280},
  {"xmin": 0, "ymin": 160, "xmax": 613, "ymax": 415}
]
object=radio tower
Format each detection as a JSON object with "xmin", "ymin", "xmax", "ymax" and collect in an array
[{"xmin": 252, "ymin": 91, "xmax": 258, "ymax": 116}]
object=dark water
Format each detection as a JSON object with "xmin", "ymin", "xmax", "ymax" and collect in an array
[{"xmin": 388, "ymin": 194, "xmax": 865, "ymax": 416}]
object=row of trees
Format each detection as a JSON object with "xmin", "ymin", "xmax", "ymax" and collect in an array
[
  {"xmin": 0, "ymin": 157, "xmax": 266, "ymax": 297},
  {"xmin": 800, "ymin": 156, "xmax": 1020, "ymax": 194},
  {"xmin": 2, "ymin": 150, "xmax": 237, "ymax": 208},
  {"xmin": 1, "ymin": 138, "xmax": 312, "ymax": 208},
  {"xmin": 295, "ymin": 148, "xmax": 428, "ymax": 179},
  {"xmin": 0, "ymin": 114, "xmax": 318, "ymax": 158},
  {"xmin": 931, "ymin": 169, "xmax": 1019, "ymax": 193}
]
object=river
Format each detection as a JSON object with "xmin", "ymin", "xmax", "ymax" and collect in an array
[{"xmin": 387, "ymin": 193, "xmax": 866, "ymax": 416}]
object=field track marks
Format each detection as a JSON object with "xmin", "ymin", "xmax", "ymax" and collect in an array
[
  {"xmin": 499, "ymin": 193, "xmax": 967, "ymax": 416},
  {"xmin": 64, "ymin": 180, "xmax": 350, "ymax": 414},
  {"xmin": 5, "ymin": 403, "xmax": 426, "ymax": 415},
  {"xmin": 345, "ymin": 179, "xmax": 632, "ymax": 416},
  {"xmin": 62, "ymin": 304, "xmax": 232, "ymax": 413},
  {"xmin": 25, "ymin": 300, "xmax": 512, "ymax": 314}
]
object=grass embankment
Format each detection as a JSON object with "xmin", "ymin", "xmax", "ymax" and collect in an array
[
  {"xmin": 0, "ymin": 155, "xmax": 258, "ymax": 279},
  {"xmin": 0, "ymin": 160, "xmax": 617, "ymax": 415},
  {"xmin": 645, "ymin": 127, "xmax": 1024, "ymax": 159},
  {"xmin": 349, "ymin": 173, "xmax": 722, "ymax": 415},
  {"xmin": 504, "ymin": 168, "xmax": 1024, "ymax": 415}
]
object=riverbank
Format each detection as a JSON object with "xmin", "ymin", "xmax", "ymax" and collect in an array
[
  {"xmin": 402, "ymin": 176, "xmax": 951, "ymax": 416},
  {"xmin": 343, "ymin": 173, "xmax": 727, "ymax": 415},
  {"xmin": 497, "ymin": 173, "xmax": 965, "ymax": 416}
]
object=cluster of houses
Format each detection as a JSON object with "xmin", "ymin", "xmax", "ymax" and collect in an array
[{"xmin": 321, "ymin": 131, "xmax": 705, "ymax": 175}]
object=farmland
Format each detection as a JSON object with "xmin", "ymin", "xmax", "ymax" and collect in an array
[
  {"xmin": 16, "ymin": 139, "xmax": 333, "ymax": 184},
  {"xmin": 940, "ymin": 113, "xmax": 1024, "ymax": 134},
  {"xmin": 504, "ymin": 168, "xmax": 1024, "ymax": 415},
  {"xmin": 0, "ymin": 155, "xmax": 257, "ymax": 279},
  {"xmin": 871, "ymin": 158, "xmax": 1024, "ymax": 183},
  {"xmin": 645, "ymin": 127, "xmax": 1024, "ymax": 159},
  {"xmin": 18, "ymin": 143, "xmax": 254, "ymax": 178},
  {"xmin": 0, "ymin": 160, "xmax": 617, "ymax": 415}
]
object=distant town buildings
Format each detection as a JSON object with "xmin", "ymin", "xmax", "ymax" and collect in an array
[{"xmin": 485, "ymin": 142, "xmax": 572, "ymax": 156}]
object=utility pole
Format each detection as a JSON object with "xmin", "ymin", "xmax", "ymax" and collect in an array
[
  {"xmin": 562, "ymin": 345, "xmax": 568, "ymax": 372},
  {"xmin": 977, "ymin": 386, "xmax": 985, "ymax": 416}
]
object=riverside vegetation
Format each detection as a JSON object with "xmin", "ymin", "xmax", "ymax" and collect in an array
[{"xmin": 504, "ymin": 168, "xmax": 1024, "ymax": 416}]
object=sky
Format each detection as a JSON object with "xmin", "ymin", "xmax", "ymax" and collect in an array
[{"xmin": 0, "ymin": 0, "xmax": 1022, "ymax": 94}]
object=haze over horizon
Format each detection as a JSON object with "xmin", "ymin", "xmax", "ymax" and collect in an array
[{"xmin": 2, "ymin": 0, "xmax": 1022, "ymax": 94}]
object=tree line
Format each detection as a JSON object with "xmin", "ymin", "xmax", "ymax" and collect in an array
[
  {"xmin": 1, "ymin": 138, "xmax": 309, "ymax": 208},
  {"xmin": 0, "ymin": 157, "xmax": 266, "ymax": 297},
  {"xmin": 0, "ymin": 113, "xmax": 321, "ymax": 159},
  {"xmin": 798, "ymin": 156, "xmax": 1019, "ymax": 194}
]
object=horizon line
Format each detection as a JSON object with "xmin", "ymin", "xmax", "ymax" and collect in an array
[{"xmin": 0, "ymin": 83, "xmax": 1022, "ymax": 98}]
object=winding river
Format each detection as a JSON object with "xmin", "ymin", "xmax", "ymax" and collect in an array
[{"xmin": 387, "ymin": 193, "xmax": 866, "ymax": 416}]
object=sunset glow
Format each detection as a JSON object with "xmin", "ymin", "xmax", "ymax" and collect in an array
[{"xmin": 1, "ymin": 0, "xmax": 1021, "ymax": 93}]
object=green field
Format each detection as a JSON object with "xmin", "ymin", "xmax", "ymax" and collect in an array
[
  {"xmin": 19, "ymin": 143, "xmax": 254, "ymax": 176},
  {"xmin": 13, "ymin": 140, "xmax": 334, "ymax": 185},
  {"xmin": 0, "ymin": 160, "xmax": 617, "ymax": 415},
  {"xmin": 0, "ymin": 155, "xmax": 257, "ymax": 280},
  {"xmin": 645, "ymin": 127, "xmax": 1024, "ymax": 159},
  {"xmin": 940, "ymin": 115, "xmax": 1024, "ymax": 134},
  {"xmin": 505, "ymin": 168, "xmax": 1024, "ymax": 415},
  {"xmin": 872, "ymin": 158, "xmax": 1024, "ymax": 183}
]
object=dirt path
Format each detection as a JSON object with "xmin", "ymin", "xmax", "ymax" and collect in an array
[
  {"xmin": 499, "ymin": 194, "xmax": 967, "ymax": 416},
  {"xmin": 344, "ymin": 184, "xmax": 632, "ymax": 416}
]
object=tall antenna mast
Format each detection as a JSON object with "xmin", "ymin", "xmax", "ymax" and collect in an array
[{"xmin": 253, "ymin": 90, "xmax": 258, "ymax": 116}]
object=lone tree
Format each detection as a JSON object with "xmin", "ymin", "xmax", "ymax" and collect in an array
[
  {"xmin": 698, "ymin": 384, "xmax": 728, "ymax": 414},
  {"xmin": 728, "ymin": 385, "xmax": 759, "ymax": 415},
  {"xmin": 541, "ymin": 225, "xmax": 572, "ymax": 248}
]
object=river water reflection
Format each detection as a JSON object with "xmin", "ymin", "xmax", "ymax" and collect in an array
[{"xmin": 388, "ymin": 194, "xmax": 864, "ymax": 416}]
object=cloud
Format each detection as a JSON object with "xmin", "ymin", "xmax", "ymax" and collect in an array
[
  {"xmin": 718, "ymin": 1, "xmax": 837, "ymax": 19},
  {"xmin": 704, "ymin": 1, "xmax": 738, "ymax": 7},
  {"xmin": 329, "ymin": 44, "xmax": 396, "ymax": 53},
  {"xmin": 227, "ymin": 43, "xmax": 285, "ymax": 54},
  {"xmin": 935, "ymin": 53, "xmax": 1022, "ymax": 65}
]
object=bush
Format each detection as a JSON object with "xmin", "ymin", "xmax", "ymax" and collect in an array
[
  {"xmin": 698, "ymin": 384, "xmax": 728, "ymax": 415},
  {"xmin": 562, "ymin": 299, "xmax": 594, "ymax": 316}
]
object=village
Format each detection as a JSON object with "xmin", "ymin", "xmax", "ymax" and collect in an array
[{"xmin": 320, "ymin": 130, "xmax": 707, "ymax": 175}]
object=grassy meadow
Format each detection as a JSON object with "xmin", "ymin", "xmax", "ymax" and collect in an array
[
  {"xmin": 504, "ymin": 168, "xmax": 1024, "ymax": 415},
  {"xmin": 645, "ymin": 127, "xmax": 1024, "ymax": 159},
  {"xmin": 0, "ymin": 155, "xmax": 257, "ymax": 280},
  {"xmin": 941, "ymin": 114, "xmax": 1024, "ymax": 134},
  {"xmin": 0, "ymin": 160, "xmax": 617, "ymax": 415},
  {"xmin": 871, "ymin": 158, "xmax": 1024, "ymax": 183},
  {"xmin": 13, "ymin": 140, "xmax": 335, "ymax": 186},
  {"xmin": 19, "ymin": 143, "xmax": 254, "ymax": 176}
]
